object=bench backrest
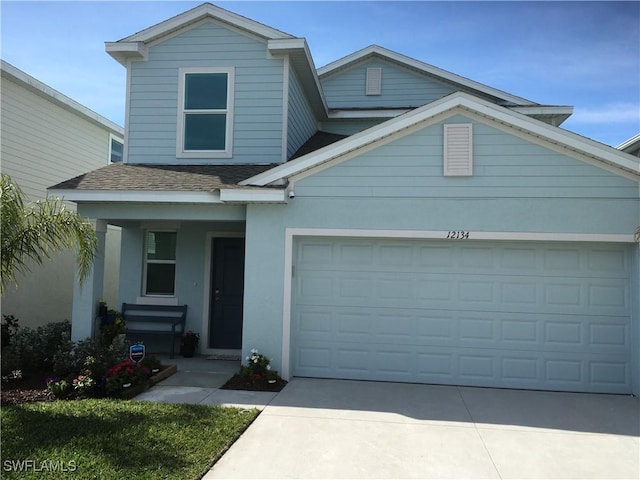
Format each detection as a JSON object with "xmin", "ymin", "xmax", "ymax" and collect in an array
[{"xmin": 121, "ymin": 303, "xmax": 188, "ymax": 331}]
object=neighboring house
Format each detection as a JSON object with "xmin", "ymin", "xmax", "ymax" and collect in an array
[
  {"xmin": 618, "ymin": 134, "xmax": 640, "ymax": 157},
  {"xmin": 50, "ymin": 3, "xmax": 640, "ymax": 395},
  {"xmin": 1, "ymin": 60, "xmax": 123, "ymax": 328}
]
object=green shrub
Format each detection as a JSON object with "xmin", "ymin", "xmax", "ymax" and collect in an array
[
  {"xmin": 1, "ymin": 315, "xmax": 19, "ymax": 348},
  {"xmin": 1, "ymin": 320, "xmax": 72, "ymax": 377}
]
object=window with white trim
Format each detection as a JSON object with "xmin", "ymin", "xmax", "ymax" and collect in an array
[
  {"xmin": 144, "ymin": 231, "xmax": 177, "ymax": 296},
  {"xmin": 366, "ymin": 67, "xmax": 382, "ymax": 95},
  {"xmin": 176, "ymin": 67, "xmax": 235, "ymax": 158},
  {"xmin": 109, "ymin": 135, "xmax": 123, "ymax": 163},
  {"xmin": 444, "ymin": 123, "xmax": 473, "ymax": 176}
]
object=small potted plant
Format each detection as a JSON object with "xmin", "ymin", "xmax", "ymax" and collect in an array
[{"xmin": 180, "ymin": 331, "xmax": 200, "ymax": 358}]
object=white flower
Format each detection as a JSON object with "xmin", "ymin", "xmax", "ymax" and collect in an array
[
  {"xmin": 253, "ymin": 358, "xmax": 258, "ymax": 363},
  {"xmin": 246, "ymin": 356, "xmax": 250, "ymax": 361},
  {"xmin": 266, "ymin": 365, "xmax": 271, "ymax": 371},
  {"xmin": 251, "ymin": 348, "xmax": 258, "ymax": 354}
]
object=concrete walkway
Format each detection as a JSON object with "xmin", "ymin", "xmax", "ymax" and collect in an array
[
  {"xmin": 134, "ymin": 356, "xmax": 278, "ymax": 409},
  {"xmin": 206, "ymin": 378, "xmax": 640, "ymax": 479}
]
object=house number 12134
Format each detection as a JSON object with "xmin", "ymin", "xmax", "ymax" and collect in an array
[{"xmin": 446, "ymin": 231, "xmax": 469, "ymax": 239}]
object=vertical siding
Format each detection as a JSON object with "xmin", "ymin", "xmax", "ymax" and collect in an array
[
  {"xmin": 287, "ymin": 66, "xmax": 317, "ymax": 158},
  {"xmin": 320, "ymin": 59, "xmax": 456, "ymax": 109},
  {"xmin": 127, "ymin": 21, "xmax": 284, "ymax": 164}
]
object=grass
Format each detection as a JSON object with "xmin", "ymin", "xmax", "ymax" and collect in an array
[{"xmin": 0, "ymin": 399, "xmax": 258, "ymax": 480}]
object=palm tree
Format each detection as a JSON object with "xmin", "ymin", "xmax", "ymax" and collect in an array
[{"xmin": 1, "ymin": 174, "xmax": 98, "ymax": 293}]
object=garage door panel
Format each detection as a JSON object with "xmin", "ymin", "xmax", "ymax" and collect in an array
[
  {"xmin": 295, "ymin": 306, "xmax": 630, "ymax": 355},
  {"xmin": 295, "ymin": 339, "xmax": 631, "ymax": 393},
  {"xmin": 298, "ymin": 272, "xmax": 628, "ymax": 317},
  {"xmin": 292, "ymin": 238, "xmax": 632, "ymax": 393}
]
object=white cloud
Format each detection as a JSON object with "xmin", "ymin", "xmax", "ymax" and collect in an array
[{"xmin": 571, "ymin": 103, "xmax": 640, "ymax": 124}]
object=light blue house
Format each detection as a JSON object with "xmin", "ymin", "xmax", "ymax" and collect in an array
[{"xmin": 51, "ymin": 3, "xmax": 640, "ymax": 395}]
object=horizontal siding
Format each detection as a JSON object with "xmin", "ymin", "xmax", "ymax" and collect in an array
[
  {"xmin": 320, "ymin": 119, "xmax": 386, "ymax": 136},
  {"xmin": 287, "ymin": 66, "xmax": 317, "ymax": 158},
  {"xmin": 296, "ymin": 113, "xmax": 638, "ymax": 200},
  {"xmin": 1, "ymin": 78, "xmax": 113, "ymax": 201},
  {"xmin": 127, "ymin": 21, "xmax": 284, "ymax": 164},
  {"xmin": 321, "ymin": 59, "xmax": 456, "ymax": 109}
]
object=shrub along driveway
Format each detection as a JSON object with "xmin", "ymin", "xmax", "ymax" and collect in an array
[{"xmin": 206, "ymin": 378, "xmax": 639, "ymax": 479}]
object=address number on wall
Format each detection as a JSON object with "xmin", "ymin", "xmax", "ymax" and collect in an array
[{"xmin": 446, "ymin": 231, "xmax": 470, "ymax": 239}]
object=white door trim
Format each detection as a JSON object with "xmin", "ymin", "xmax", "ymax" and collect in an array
[{"xmin": 280, "ymin": 227, "xmax": 635, "ymax": 379}]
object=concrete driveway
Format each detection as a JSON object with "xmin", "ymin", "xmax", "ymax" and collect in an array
[{"xmin": 206, "ymin": 378, "xmax": 639, "ymax": 479}]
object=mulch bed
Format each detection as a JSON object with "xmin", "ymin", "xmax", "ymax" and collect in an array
[
  {"xmin": 220, "ymin": 374, "xmax": 287, "ymax": 392},
  {"xmin": 1, "ymin": 375, "xmax": 55, "ymax": 406},
  {"xmin": 1, "ymin": 365, "xmax": 177, "ymax": 406}
]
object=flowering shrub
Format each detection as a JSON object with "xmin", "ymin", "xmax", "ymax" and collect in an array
[
  {"xmin": 46, "ymin": 377, "xmax": 70, "ymax": 398},
  {"xmin": 104, "ymin": 359, "xmax": 150, "ymax": 394},
  {"xmin": 72, "ymin": 372, "xmax": 95, "ymax": 392},
  {"xmin": 240, "ymin": 349, "xmax": 277, "ymax": 382}
]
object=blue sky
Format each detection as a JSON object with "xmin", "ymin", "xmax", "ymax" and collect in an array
[{"xmin": 2, "ymin": 1, "xmax": 638, "ymax": 147}]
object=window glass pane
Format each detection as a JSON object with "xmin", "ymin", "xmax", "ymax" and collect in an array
[
  {"xmin": 146, "ymin": 264, "xmax": 175, "ymax": 295},
  {"xmin": 185, "ymin": 73, "xmax": 227, "ymax": 110},
  {"xmin": 147, "ymin": 232, "xmax": 176, "ymax": 260},
  {"xmin": 184, "ymin": 114, "xmax": 226, "ymax": 150},
  {"xmin": 110, "ymin": 139, "xmax": 123, "ymax": 162}
]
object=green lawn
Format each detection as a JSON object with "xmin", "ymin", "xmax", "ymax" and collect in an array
[{"xmin": 1, "ymin": 399, "xmax": 258, "ymax": 480}]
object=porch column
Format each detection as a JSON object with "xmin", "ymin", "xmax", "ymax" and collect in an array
[{"xmin": 71, "ymin": 219, "xmax": 107, "ymax": 341}]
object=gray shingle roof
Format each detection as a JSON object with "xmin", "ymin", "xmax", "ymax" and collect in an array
[{"xmin": 49, "ymin": 163, "xmax": 281, "ymax": 191}]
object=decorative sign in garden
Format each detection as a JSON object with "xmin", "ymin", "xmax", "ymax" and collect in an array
[{"xmin": 129, "ymin": 343, "xmax": 145, "ymax": 364}]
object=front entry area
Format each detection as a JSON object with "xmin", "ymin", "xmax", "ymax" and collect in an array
[
  {"xmin": 291, "ymin": 237, "xmax": 632, "ymax": 393},
  {"xmin": 209, "ymin": 237, "xmax": 245, "ymax": 349}
]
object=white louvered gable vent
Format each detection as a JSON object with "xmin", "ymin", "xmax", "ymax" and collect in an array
[
  {"xmin": 366, "ymin": 67, "xmax": 382, "ymax": 95},
  {"xmin": 444, "ymin": 124, "xmax": 473, "ymax": 176}
]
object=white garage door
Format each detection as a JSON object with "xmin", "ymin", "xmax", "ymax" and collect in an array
[{"xmin": 292, "ymin": 238, "xmax": 632, "ymax": 393}]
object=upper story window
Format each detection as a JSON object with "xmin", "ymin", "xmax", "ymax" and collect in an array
[
  {"xmin": 177, "ymin": 67, "xmax": 235, "ymax": 159},
  {"xmin": 109, "ymin": 135, "xmax": 123, "ymax": 162}
]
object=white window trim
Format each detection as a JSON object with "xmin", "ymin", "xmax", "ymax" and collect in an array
[
  {"xmin": 176, "ymin": 66, "xmax": 235, "ymax": 159},
  {"xmin": 109, "ymin": 133, "xmax": 124, "ymax": 163},
  {"xmin": 143, "ymin": 230, "xmax": 177, "ymax": 298}
]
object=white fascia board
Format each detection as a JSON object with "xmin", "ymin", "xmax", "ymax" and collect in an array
[
  {"xmin": 0, "ymin": 60, "xmax": 124, "ymax": 135},
  {"xmin": 120, "ymin": 3, "xmax": 292, "ymax": 44},
  {"xmin": 219, "ymin": 188, "xmax": 286, "ymax": 203},
  {"xmin": 462, "ymin": 94, "xmax": 640, "ymax": 174},
  {"xmin": 242, "ymin": 91, "xmax": 640, "ymax": 186},
  {"xmin": 48, "ymin": 190, "xmax": 222, "ymax": 204},
  {"xmin": 105, "ymin": 42, "xmax": 148, "ymax": 65},
  {"xmin": 317, "ymin": 45, "xmax": 535, "ymax": 106},
  {"xmin": 241, "ymin": 93, "xmax": 478, "ymax": 186},
  {"xmin": 328, "ymin": 109, "xmax": 410, "ymax": 119},
  {"xmin": 618, "ymin": 133, "xmax": 640, "ymax": 151},
  {"xmin": 268, "ymin": 38, "xmax": 329, "ymax": 116},
  {"xmin": 510, "ymin": 105, "xmax": 574, "ymax": 116}
]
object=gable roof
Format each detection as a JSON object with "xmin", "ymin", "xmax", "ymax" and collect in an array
[
  {"xmin": 106, "ymin": 2, "xmax": 294, "ymax": 65},
  {"xmin": 318, "ymin": 45, "xmax": 536, "ymax": 107},
  {"xmin": 241, "ymin": 92, "xmax": 640, "ymax": 187}
]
